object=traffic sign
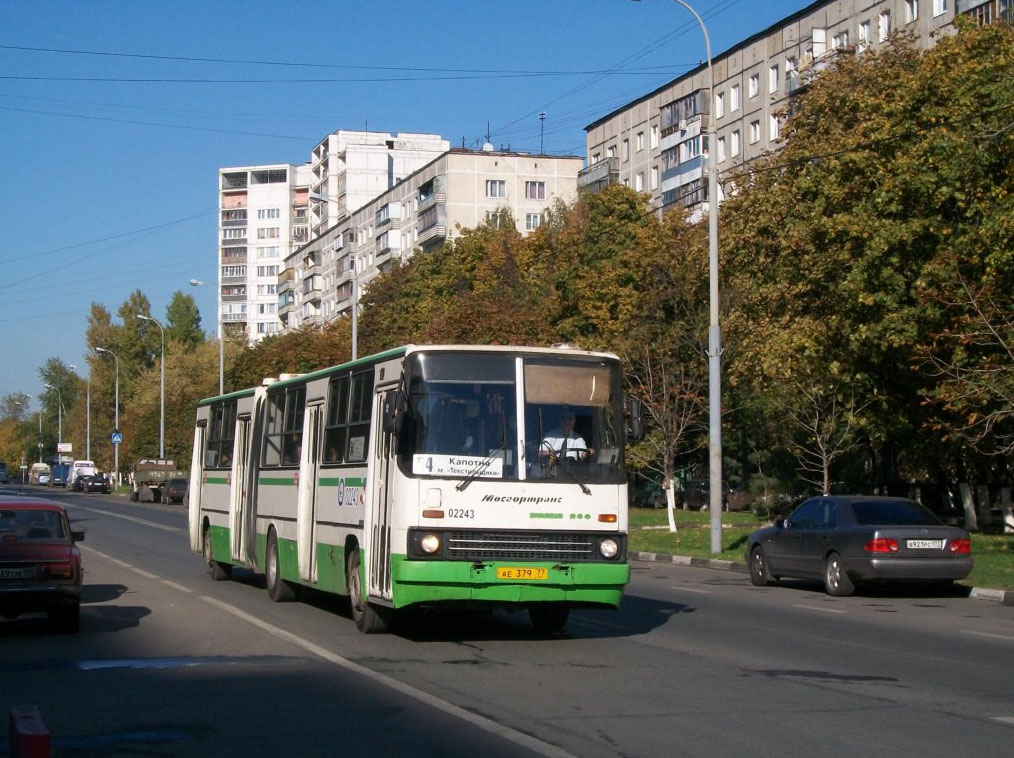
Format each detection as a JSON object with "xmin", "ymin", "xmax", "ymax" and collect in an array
[{"xmin": 111, "ymin": 432, "xmax": 123, "ymax": 445}]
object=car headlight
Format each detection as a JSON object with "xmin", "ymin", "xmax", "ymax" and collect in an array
[
  {"xmin": 599, "ymin": 538, "xmax": 619, "ymax": 559},
  {"xmin": 419, "ymin": 533, "xmax": 441, "ymax": 554}
]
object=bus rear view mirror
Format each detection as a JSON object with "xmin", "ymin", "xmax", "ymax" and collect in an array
[
  {"xmin": 383, "ymin": 390, "xmax": 406, "ymax": 434},
  {"xmin": 626, "ymin": 399, "xmax": 644, "ymax": 443}
]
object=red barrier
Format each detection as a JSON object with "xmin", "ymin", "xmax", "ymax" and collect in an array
[{"xmin": 8, "ymin": 705, "xmax": 51, "ymax": 758}]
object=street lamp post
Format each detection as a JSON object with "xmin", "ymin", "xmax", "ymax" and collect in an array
[
  {"xmin": 138, "ymin": 315, "xmax": 166, "ymax": 458},
  {"xmin": 189, "ymin": 278, "xmax": 224, "ymax": 395},
  {"xmin": 638, "ymin": 0, "xmax": 723, "ymax": 553},
  {"xmin": 96, "ymin": 347, "xmax": 120, "ymax": 483},
  {"xmin": 43, "ymin": 383, "xmax": 62, "ymax": 452}
]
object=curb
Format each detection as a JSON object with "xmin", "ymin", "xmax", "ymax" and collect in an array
[{"xmin": 631, "ymin": 551, "xmax": 1013, "ymax": 605}]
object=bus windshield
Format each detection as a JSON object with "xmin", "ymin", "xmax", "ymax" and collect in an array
[{"xmin": 397, "ymin": 351, "xmax": 625, "ymax": 484}]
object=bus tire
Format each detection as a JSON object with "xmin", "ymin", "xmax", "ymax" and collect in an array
[
  {"xmin": 529, "ymin": 604, "xmax": 569, "ymax": 634},
  {"xmin": 347, "ymin": 548, "xmax": 389, "ymax": 634},
  {"xmin": 266, "ymin": 531, "xmax": 296, "ymax": 602},
  {"xmin": 204, "ymin": 527, "xmax": 231, "ymax": 581}
]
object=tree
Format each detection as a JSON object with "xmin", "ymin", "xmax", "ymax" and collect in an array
[{"xmin": 164, "ymin": 291, "xmax": 204, "ymax": 351}]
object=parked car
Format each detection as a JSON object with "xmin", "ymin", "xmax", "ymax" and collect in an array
[
  {"xmin": 0, "ymin": 497, "xmax": 85, "ymax": 632},
  {"xmin": 50, "ymin": 463, "xmax": 70, "ymax": 487},
  {"xmin": 678, "ymin": 479, "xmax": 730, "ymax": 511},
  {"xmin": 746, "ymin": 496, "xmax": 973, "ymax": 597},
  {"xmin": 162, "ymin": 477, "xmax": 188, "ymax": 504},
  {"xmin": 79, "ymin": 474, "xmax": 109, "ymax": 494},
  {"xmin": 37, "ymin": 473, "xmax": 51, "ymax": 486}
]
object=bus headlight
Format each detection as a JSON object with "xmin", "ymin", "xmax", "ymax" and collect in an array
[
  {"xmin": 419, "ymin": 533, "xmax": 442, "ymax": 554},
  {"xmin": 599, "ymin": 538, "xmax": 619, "ymax": 559}
]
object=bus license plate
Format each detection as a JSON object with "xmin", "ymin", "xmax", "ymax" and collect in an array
[
  {"xmin": 497, "ymin": 567, "xmax": 548, "ymax": 581},
  {"xmin": 907, "ymin": 539, "xmax": 943, "ymax": 549}
]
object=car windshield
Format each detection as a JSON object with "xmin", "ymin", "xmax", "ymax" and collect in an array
[
  {"xmin": 852, "ymin": 500, "xmax": 941, "ymax": 526},
  {"xmin": 1, "ymin": 508, "xmax": 67, "ymax": 540}
]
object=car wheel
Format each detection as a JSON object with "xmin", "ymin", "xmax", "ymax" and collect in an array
[
  {"xmin": 824, "ymin": 552, "xmax": 855, "ymax": 597},
  {"xmin": 48, "ymin": 603, "xmax": 80, "ymax": 634},
  {"xmin": 204, "ymin": 527, "xmax": 231, "ymax": 581},
  {"xmin": 749, "ymin": 546, "xmax": 775, "ymax": 587},
  {"xmin": 266, "ymin": 531, "xmax": 296, "ymax": 602},
  {"xmin": 347, "ymin": 547, "xmax": 389, "ymax": 633}
]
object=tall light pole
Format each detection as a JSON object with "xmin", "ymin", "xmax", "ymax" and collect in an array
[
  {"xmin": 189, "ymin": 278, "xmax": 224, "ymax": 395},
  {"xmin": 637, "ymin": 0, "xmax": 723, "ymax": 552},
  {"xmin": 96, "ymin": 347, "xmax": 120, "ymax": 482},
  {"xmin": 43, "ymin": 382, "xmax": 62, "ymax": 453},
  {"xmin": 138, "ymin": 315, "xmax": 165, "ymax": 458}
]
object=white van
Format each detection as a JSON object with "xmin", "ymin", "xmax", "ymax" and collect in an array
[{"xmin": 67, "ymin": 460, "xmax": 97, "ymax": 489}]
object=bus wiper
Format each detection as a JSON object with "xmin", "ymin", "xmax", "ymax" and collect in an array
[
  {"xmin": 558, "ymin": 461, "xmax": 591, "ymax": 496},
  {"xmin": 455, "ymin": 447, "xmax": 503, "ymax": 492}
]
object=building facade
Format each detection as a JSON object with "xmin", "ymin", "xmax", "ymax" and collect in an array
[
  {"xmin": 582, "ymin": 0, "xmax": 964, "ymax": 214},
  {"xmin": 282, "ymin": 147, "xmax": 582, "ymax": 331}
]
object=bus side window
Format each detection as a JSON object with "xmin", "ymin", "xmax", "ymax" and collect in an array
[
  {"xmin": 323, "ymin": 375, "xmax": 350, "ymax": 464},
  {"xmin": 263, "ymin": 392, "xmax": 284, "ymax": 467},
  {"xmin": 346, "ymin": 370, "xmax": 373, "ymax": 463}
]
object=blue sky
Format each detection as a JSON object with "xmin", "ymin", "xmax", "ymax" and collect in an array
[{"xmin": 1, "ymin": 0, "xmax": 812, "ymax": 405}]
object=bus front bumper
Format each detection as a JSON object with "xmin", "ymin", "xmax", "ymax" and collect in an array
[{"xmin": 390, "ymin": 556, "xmax": 629, "ymax": 609}]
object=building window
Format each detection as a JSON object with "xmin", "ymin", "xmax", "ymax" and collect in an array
[
  {"xmin": 749, "ymin": 121, "xmax": 760, "ymax": 144},
  {"xmin": 525, "ymin": 181, "xmax": 546, "ymax": 200},
  {"xmin": 222, "ymin": 265, "xmax": 247, "ymax": 278},
  {"xmin": 933, "ymin": 0, "xmax": 947, "ymax": 17},
  {"xmin": 419, "ymin": 205, "xmax": 438, "ymax": 231},
  {"xmin": 257, "ymin": 227, "xmax": 280, "ymax": 240},
  {"xmin": 859, "ymin": 20, "xmax": 871, "ymax": 51},
  {"xmin": 486, "ymin": 211, "xmax": 503, "ymax": 228},
  {"xmin": 769, "ymin": 64, "xmax": 779, "ymax": 94},
  {"xmin": 717, "ymin": 136, "xmax": 726, "ymax": 164},
  {"xmin": 256, "ymin": 265, "xmax": 279, "ymax": 277},
  {"xmin": 258, "ymin": 303, "xmax": 277, "ymax": 315},
  {"xmin": 257, "ymin": 208, "xmax": 280, "ymax": 219},
  {"xmin": 769, "ymin": 114, "xmax": 780, "ymax": 141},
  {"xmin": 635, "ymin": 172, "xmax": 644, "ymax": 191},
  {"xmin": 650, "ymin": 125, "xmax": 659, "ymax": 149},
  {"xmin": 636, "ymin": 131, "xmax": 644, "ymax": 151},
  {"xmin": 879, "ymin": 10, "xmax": 892, "ymax": 42},
  {"xmin": 731, "ymin": 130, "xmax": 741, "ymax": 157},
  {"xmin": 730, "ymin": 84, "xmax": 740, "ymax": 112},
  {"xmin": 832, "ymin": 30, "xmax": 849, "ymax": 49},
  {"xmin": 525, "ymin": 213, "xmax": 542, "ymax": 231},
  {"xmin": 650, "ymin": 166, "xmax": 658, "ymax": 190},
  {"xmin": 257, "ymin": 246, "xmax": 279, "ymax": 259},
  {"xmin": 715, "ymin": 91, "xmax": 725, "ymax": 119},
  {"xmin": 679, "ymin": 136, "xmax": 701, "ymax": 163},
  {"xmin": 592, "ymin": 152, "xmax": 601, "ymax": 164},
  {"xmin": 606, "ymin": 145, "xmax": 615, "ymax": 159},
  {"xmin": 486, "ymin": 180, "xmax": 506, "ymax": 198},
  {"xmin": 748, "ymin": 73, "xmax": 759, "ymax": 98},
  {"xmin": 222, "ymin": 228, "xmax": 246, "ymax": 240},
  {"xmin": 257, "ymin": 284, "xmax": 277, "ymax": 295},
  {"xmin": 905, "ymin": 0, "xmax": 918, "ymax": 23}
]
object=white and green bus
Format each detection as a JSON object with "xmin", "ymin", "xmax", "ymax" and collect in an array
[{"xmin": 188, "ymin": 344, "xmax": 643, "ymax": 633}]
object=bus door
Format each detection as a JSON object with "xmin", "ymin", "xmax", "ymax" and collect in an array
[
  {"xmin": 229, "ymin": 414, "xmax": 253, "ymax": 564},
  {"xmin": 297, "ymin": 402, "xmax": 323, "ymax": 583},
  {"xmin": 188, "ymin": 421, "xmax": 206, "ymax": 554},
  {"xmin": 366, "ymin": 388, "xmax": 396, "ymax": 600}
]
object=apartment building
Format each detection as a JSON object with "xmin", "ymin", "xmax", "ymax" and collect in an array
[
  {"xmin": 582, "ymin": 0, "xmax": 963, "ymax": 213},
  {"xmin": 218, "ymin": 163, "xmax": 312, "ymax": 342},
  {"xmin": 283, "ymin": 147, "xmax": 582, "ymax": 329},
  {"xmin": 279, "ymin": 131, "xmax": 448, "ymax": 331}
]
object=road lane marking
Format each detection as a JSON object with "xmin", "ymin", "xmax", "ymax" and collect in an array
[
  {"xmin": 110, "ymin": 558, "xmax": 132, "ymax": 568},
  {"xmin": 132, "ymin": 568, "xmax": 159, "ymax": 580},
  {"xmin": 792, "ymin": 604, "xmax": 846, "ymax": 614},
  {"xmin": 991, "ymin": 716, "xmax": 1014, "ymax": 726},
  {"xmin": 200, "ymin": 595, "xmax": 578, "ymax": 758},
  {"xmin": 161, "ymin": 580, "xmax": 194, "ymax": 593},
  {"xmin": 70, "ymin": 505, "xmax": 181, "ymax": 532},
  {"xmin": 964, "ymin": 630, "xmax": 1014, "ymax": 643},
  {"xmin": 671, "ymin": 586, "xmax": 712, "ymax": 594}
]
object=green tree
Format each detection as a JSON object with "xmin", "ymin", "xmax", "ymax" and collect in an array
[{"xmin": 165, "ymin": 291, "xmax": 204, "ymax": 351}]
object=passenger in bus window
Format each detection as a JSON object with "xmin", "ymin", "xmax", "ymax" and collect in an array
[
  {"xmin": 539, "ymin": 408, "xmax": 594, "ymax": 462},
  {"xmin": 283, "ymin": 434, "xmax": 301, "ymax": 465}
]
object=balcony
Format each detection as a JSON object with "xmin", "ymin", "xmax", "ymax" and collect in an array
[
  {"xmin": 417, "ymin": 191, "xmax": 446, "ymax": 213},
  {"xmin": 577, "ymin": 157, "xmax": 619, "ymax": 192},
  {"xmin": 417, "ymin": 223, "xmax": 447, "ymax": 246}
]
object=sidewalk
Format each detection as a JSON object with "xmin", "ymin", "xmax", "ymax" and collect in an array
[{"xmin": 631, "ymin": 550, "xmax": 1014, "ymax": 605}]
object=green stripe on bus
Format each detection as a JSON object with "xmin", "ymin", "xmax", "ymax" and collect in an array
[
  {"xmin": 259, "ymin": 477, "xmax": 296, "ymax": 486},
  {"xmin": 205, "ymin": 477, "xmax": 229, "ymax": 485},
  {"xmin": 530, "ymin": 512, "xmax": 564, "ymax": 519},
  {"xmin": 318, "ymin": 477, "xmax": 366, "ymax": 487}
]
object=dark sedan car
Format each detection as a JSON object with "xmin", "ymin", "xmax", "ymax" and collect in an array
[
  {"xmin": 162, "ymin": 477, "xmax": 188, "ymax": 504},
  {"xmin": 80, "ymin": 474, "xmax": 109, "ymax": 494},
  {"xmin": 0, "ymin": 498, "xmax": 85, "ymax": 632},
  {"xmin": 746, "ymin": 496, "xmax": 973, "ymax": 596}
]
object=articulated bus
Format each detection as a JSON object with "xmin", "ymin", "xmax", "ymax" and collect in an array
[{"xmin": 188, "ymin": 344, "xmax": 642, "ymax": 633}]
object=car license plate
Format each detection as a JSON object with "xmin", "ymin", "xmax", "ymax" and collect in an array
[
  {"xmin": 0, "ymin": 567, "xmax": 41, "ymax": 580},
  {"xmin": 906, "ymin": 539, "xmax": 943, "ymax": 549},
  {"xmin": 497, "ymin": 567, "xmax": 548, "ymax": 580}
]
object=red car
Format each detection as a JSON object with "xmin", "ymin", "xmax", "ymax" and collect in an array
[{"xmin": 0, "ymin": 498, "xmax": 85, "ymax": 632}]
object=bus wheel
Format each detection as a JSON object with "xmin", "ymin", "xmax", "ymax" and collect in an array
[
  {"xmin": 529, "ymin": 604, "xmax": 569, "ymax": 634},
  {"xmin": 204, "ymin": 527, "xmax": 231, "ymax": 581},
  {"xmin": 347, "ymin": 548, "xmax": 389, "ymax": 634},
  {"xmin": 266, "ymin": 531, "xmax": 296, "ymax": 602}
]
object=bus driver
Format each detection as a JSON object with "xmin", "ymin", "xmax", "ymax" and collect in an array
[{"xmin": 539, "ymin": 409, "xmax": 594, "ymax": 462}]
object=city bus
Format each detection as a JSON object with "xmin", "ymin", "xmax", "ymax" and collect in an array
[{"xmin": 188, "ymin": 344, "xmax": 642, "ymax": 633}]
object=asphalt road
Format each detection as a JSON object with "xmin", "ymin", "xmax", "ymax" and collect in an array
[{"xmin": 3, "ymin": 484, "xmax": 1013, "ymax": 757}]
